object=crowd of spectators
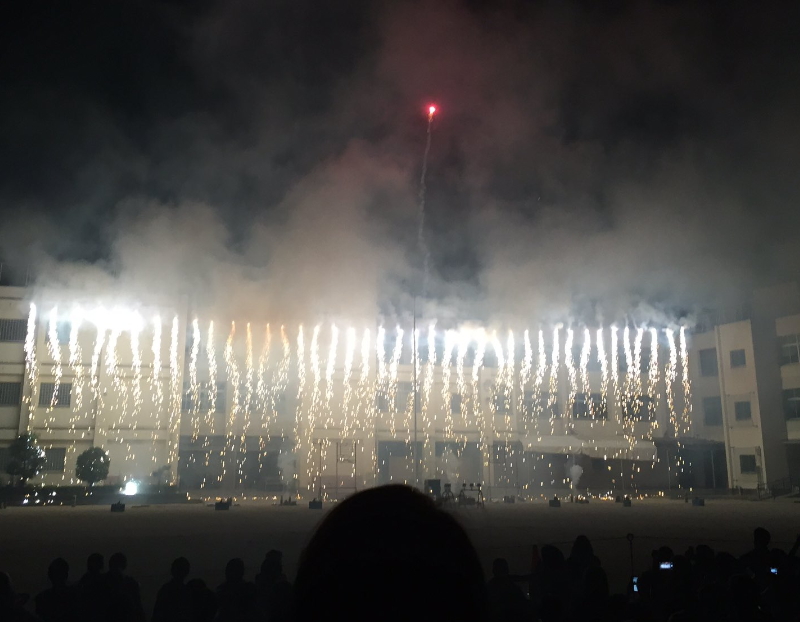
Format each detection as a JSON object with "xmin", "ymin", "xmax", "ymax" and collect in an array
[{"xmin": 2, "ymin": 485, "xmax": 799, "ymax": 621}]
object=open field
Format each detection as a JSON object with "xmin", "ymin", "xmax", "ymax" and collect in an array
[{"xmin": 1, "ymin": 497, "xmax": 798, "ymax": 614}]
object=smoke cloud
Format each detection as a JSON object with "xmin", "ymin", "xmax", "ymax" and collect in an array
[{"xmin": 1, "ymin": 1, "xmax": 799, "ymax": 325}]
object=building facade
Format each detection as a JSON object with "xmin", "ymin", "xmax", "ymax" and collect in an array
[{"xmin": 1, "ymin": 283, "xmax": 798, "ymax": 498}]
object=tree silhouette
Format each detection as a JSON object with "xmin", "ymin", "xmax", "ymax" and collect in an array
[
  {"xmin": 75, "ymin": 447, "xmax": 110, "ymax": 486},
  {"xmin": 5, "ymin": 433, "xmax": 46, "ymax": 486}
]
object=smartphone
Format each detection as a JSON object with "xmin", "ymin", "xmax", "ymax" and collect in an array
[
  {"xmin": 770, "ymin": 567, "xmax": 778, "ymax": 575},
  {"xmin": 632, "ymin": 576, "xmax": 639, "ymax": 592},
  {"xmin": 659, "ymin": 561, "xmax": 673, "ymax": 570}
]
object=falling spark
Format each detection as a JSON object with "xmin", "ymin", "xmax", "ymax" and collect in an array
[
  {"xmin": 47, "ymin": 308, "xmax": 62, "ymax": 413},
  {"xmin": 647, "ymin": 327, "xmax": 659, "ymax": 419},
  {"xmin": 130, "ymin": 313, "xmax": 143, "ymax": 418},
  {"xmin": 342, "ymin": 327, "xmax": 356, "ymax": 436},
  {"xmin": 167, "ymin": 316, "xmax": 181, "ymax": 482},
  {"xmin": 189, "ymin": 319, "xmax": 201, "ymax": 442},
  {"xmin": 580, "ymin": 328, "xmax": 591, "ymax": 416},
  {"xmin": 68, "ymin": 308, "xmax": 84, "ymax": 412},
  {"xmin": 610, "ymin": 326, "xmax": 619, "ymax": 409},
  {"xmin": 564, "ymin": 328, "xmax": 576, "ymax": 420},
  {"xmin": 441, "ymin": 330, "xmax": 456, "ymax": 439},
  {"xmin": 151, "ymin": 317, "xmax": 163, "ymax": 407},
  {"xmin": 597, "ymin": 327, "xmax": 608, "ymax": 413},
  {"xmin": 221, "ymin": 322, "xmax": 239, "ymax": 483},
  {"xmin": 549, "ymin": 326, "xmax": 561, "ymax": 423},
  {"xmin": 665, "ymin": 328, "xmax": 678, "ymax": 431},
  {"xmin": 24, "ymin": 303, "xmax": 38, "ymax": 428}
]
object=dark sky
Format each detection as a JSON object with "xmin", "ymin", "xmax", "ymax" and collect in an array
[{"xmin": 1, "ymin": 1, "xmax": 799, "ymax": 324}]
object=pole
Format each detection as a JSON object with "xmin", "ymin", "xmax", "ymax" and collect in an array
[
  {"xmin": 413, "ymin": 297, "xmax": 420, "ymax": 489},
  {"xmin": 667, "ymin": 449, "xmax": 671, "ymax": 491}
]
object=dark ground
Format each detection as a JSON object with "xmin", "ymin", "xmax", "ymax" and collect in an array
[{"xmin": 1, "ymin": 498, "xmax": 798, "ymax": 615}]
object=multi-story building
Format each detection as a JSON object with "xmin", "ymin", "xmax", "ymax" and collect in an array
[{"xmin": 1, "ymin": 282, "xmax": 798, "ymax": 497}]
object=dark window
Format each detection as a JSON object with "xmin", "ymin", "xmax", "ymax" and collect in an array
[
  {"xmin": 699, "ymin": 349, "xmax": 718, "ymax": 376},
  {"xmin": 780, "ymin": 335, "xmax": 800, "ymax": 365},
  {"xmin": 450, "ymin": 393, "xmax": 462, "ymax": 415},
  {"xmin": 181, "ymin": 382, "xmax": 227, "ymax": 414},
  {"xmin": 739, "ymin": 454, "xmax": 757, "ymax": 474},
  {"xmin": 538, "ymin": 393, "xmax": 560, "ymax": 418},
  {"xmin": 375, "ymin": 390, "xmax": 389, "ymax": 413},
  {"xmin": 43, "ymin": 447, "xmax": 66, "ymax": 472},
  {"xmin": 703, "ymin": 396, "xmax": 723, "ymax": 426},
  {"xmin": 56, "ymin": 322, "xmax": 71, "ymax": 344},
  {"xmin": 783, "ymin": 388, "xmax": 800, "ymax": 420},
  {"xmin": 573, "ymin": 393, "xmax": 590, "ymax": 418},
  {"xmin": 730, "ymin": 349, "xmax": 746, "ymax": 368},
  {"xmin": 591, "ymin": 458, "xmax": 606, "ymax": 473},
  {"xmin": 493, "ymin": 391, "xmax": 510, "ymax": 415},
  {"xmin": 274, "ymin": 392, "xmax": 287, "ymax": 416},
  {"xmin": 0, "ymin": 447, "xmax": 9, "ymax": 472},
  {"xmin": 0, "ymin": 319, "xmax": 26, "ymax": 342},
  {"xmin": 624, "ymin": 395, "xmax": 654, "ymax": 421},
  {"xmin": 573, "ymin": 393, "xmax": 608, "ymax": 419},
  {"xmin": 396, "ymin": 382, "xmax": 413, "ymax": 412},
  {"xmin": 38, "ymin": 383, "xmax": 71, "ymax": 408},
  {"xmin": 734, "ymin": 400, "xmax": 752, "ymax": 421},
  {"xmin": 0, "ymin": 382, "xmax": 21, "ymax": 406}
]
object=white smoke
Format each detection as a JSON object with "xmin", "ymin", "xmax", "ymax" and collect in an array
[
  {"xmin": 569, "ymin": 464, "xmax": 584, "ymax": 490},
  {"xmin": 438, "ymin": 447, "xmax": 461, "ymax": 485},
  {"xmin": 276, "ymin": 451, "xmax": 296, "ymax": 483}
]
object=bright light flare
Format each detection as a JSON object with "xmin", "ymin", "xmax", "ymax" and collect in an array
[
  {"xmin": 122, "ymin": 480, "xmax": 139, "ymax": 496},
  {"xmin": 427, "ymin": 105, "xmax": 437, "ymax": 119}
]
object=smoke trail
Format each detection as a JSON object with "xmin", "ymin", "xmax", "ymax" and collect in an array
[{"xmin": 417, "ymin": 107, "xmax": 435, "ymax": 294}]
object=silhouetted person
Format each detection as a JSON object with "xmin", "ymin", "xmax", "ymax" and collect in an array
[
  {"xmin": 35, "ymin": 558, "xmax": 78, "ymax": 622},
  {"xmin": 530, "ymin": 545, "xmax": 568, "ymax": 615},
  {"xmin": 152, "ymin": 557, "xmax": 191, "ymax": 622},
  {"xmin": 740, "ymin": 527, "xmax": 771, "ymax": 581},
  {"xmin": 216, "ymin": 558, "xmax": 257, "ymax": 622},
  {"xmin": 255, "ymin": 550, "xmax": 291, "ymax": 622},
  {"xmin": 105, "ymin": 552, "xmax": 145, "ymax": 622},
  {"xmin": 0, "ymin": 571, "xmax": 37, "ymax": 622},
  {"xmin": 292, "ymin": 484, "xmax": 487, "ymax": 622},
  {"xmin": 186, "ymin": 578, "xmax": 216, "ymax": 622},
  {"xmin": 486, "ymin": 558, "xmax": 527, "ymax": 622},
  {"xmin": 76, "ymin": 553, "xmax": 107, "ymax": 622}
]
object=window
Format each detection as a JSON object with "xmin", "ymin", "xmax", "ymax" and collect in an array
[
  {"xmin": 38, "ymin": 383, "xmax": 71, "ymax": 408},
  {"xmin": 734, "ymin": 400, "xmax": 752, "ymax": 421},
  {"xmin": 493, "ymin": 392, "xmax": 510, "ymax": 415},
  {"xmin": 181, "ymin": 382, "xmax": 226, "ymax": 414},
  {"xmin": 0, "ymin": 319, "xmax": 26, "ymax": 342},
  {"xmin": 274, "ymin": 392, "xmax": 287, "ymax": 416},
  {"xmin": 730, "ymin": 349, "xmax": 746, "ymax": 368},
  {"xmin": 572, "ymin": 393, "xmax": 607, "ymax": 419},
  {"xmin": 624, "ymin": 395, "xmax": 654, "ymax": 421},
  {"xmin": 779, "ymin": 334, "xmax": 800, "ymax": 365},
  {"xmin": 699, "ymin": 349, "xmax": 718, "ymax": 376},
  {"xmin": 703, "ymin": 396, "xmax": 723, "ymax": 425},
  {"xmin": 375, "ymin": 390, "xmax": 389, "ymax": 413},
  {"xmin": 573, "ymin": 393, "xmax": 590, "ymax": 418},
  {"xmin": 450, "ymin": 393, "xmax": 462, "ymax": 415},
  {"xmin": 591, "ymin": 458, "xmax": 606, "ymax": 473},
  {"xmin": 43, "ymin": 447, "xmax": 66, "ymax": 472},
  {"xmin": 739, "ymin": 454, "xmax": 757, "ymax": 474},
  {"xmin": 538, "ymin": 393, "xmax": 560, "ymax": 418},
  {"xmin": 0, "ymin": 447, "xmax": 9, "ymax": 472},
  {"xmin": 590, "ymin": 393, "xmax": 608, "ymax": 419},
  {"xmin": 783, "ymin": 388, "xmax": 800, "ymax": 420},
  {"xmin": 56, "ymin": 322, "xmax": 71, "ymax": 344},
  {"xmin": 396, "ymin": 382, "xmax": 413, "ymax": 412},
  {"xmin": 0, "ymin": 382, "xmax": 21, "ymax": 406}
]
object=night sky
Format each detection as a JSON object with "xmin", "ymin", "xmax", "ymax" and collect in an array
[{"xmin": 1, "ymin": 1, "xmax": 799, "ymax": 324}]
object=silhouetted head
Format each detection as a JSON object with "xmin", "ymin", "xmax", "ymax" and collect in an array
[
  {"xmin": 541, "ymin": 545, "xmax": 565, "ymax": 570},
  {"xmin": 260, "ymin": 550, "xmax": 282, "ymax": 579},
  {"xmin": 492, "ymin": 558, "xmax": 509, "ymax": 578},
  {"xmin": 87, "ymin": 553, "xmax": 104, "ymax": 574},
  {"xmin": 171, "ymin": 557, "xmax": 190, "ymax": 581},
  {"xmin": 293, "ymin": 485, "xmax": 486, "ymax": 622},
  {"xmin": 48, "ymin": 558, "xmax": 69, "ymax": 586},
  {"xmin": 754, "ymin": 527, "xmax": 770, "ymax": 549},
  {"xmin": 225, "ymin": 558, "xmax": 245, "ymax": 583},
  {"xmin": 109, "ymin": 552, "xmax": 127, "ymax": 573},
  {"xmin": 570, "ymin": 535, "xmax": 593, "ymax": 561}
]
